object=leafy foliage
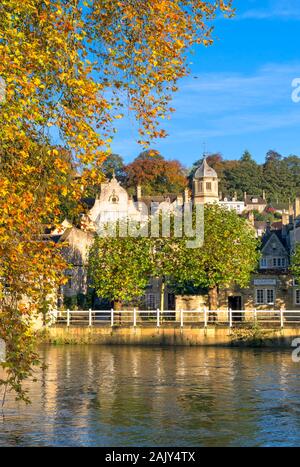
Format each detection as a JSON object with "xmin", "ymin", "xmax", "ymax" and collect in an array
[
  {"xmin": 88, "ymin": 227, "xmax": 152, "ymax": 309},
  {"xmin": 182, "ymin": 205, "xmax": 260, "ymax": 309},
  {"xmin": 191, "ymin": 150, "xmax": 300, "ymax": 202},
  {"xmin": 126, "ymin": 150, "xmax": 188, "ymax": 195},
  {"xmin": 290, "ymin": 244, "xmax": 300, "ymax": 282},
  {"xmin": 0, "ymin": 0, "xmax": 233, "ymax": 401}
]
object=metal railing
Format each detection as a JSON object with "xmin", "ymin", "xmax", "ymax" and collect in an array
[{"xmin": 48, "ymin": 309, "xmax": 300, "ymax": 328}]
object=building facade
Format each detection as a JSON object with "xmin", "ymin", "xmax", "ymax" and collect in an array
[{"xmin": 54, "ymin": 158, "xmax": 300, "ymax": 312}]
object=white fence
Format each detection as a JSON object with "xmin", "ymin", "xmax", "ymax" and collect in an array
[{"xmin": 49, "ymin": 309, "xmax": 300, "ymax": 328}]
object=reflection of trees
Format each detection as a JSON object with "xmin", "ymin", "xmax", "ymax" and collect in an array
[{"xmin": 1, "ymin": 346, "xmax": 299, "ymax": 446}]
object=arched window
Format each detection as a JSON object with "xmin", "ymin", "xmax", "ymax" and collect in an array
[{"xmin": 109, "ymin": 192, "xmax": 119, "ymax": 204}]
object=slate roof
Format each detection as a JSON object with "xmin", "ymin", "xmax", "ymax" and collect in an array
[
  {"xmin": 244, "ymin": 195, "xmax": 267, "ymax": 206},
  {"xmin": 261, "ymin": 229, "xmax": 289, "ymax": 251},
  {"xmin": 133, "ymin": 194, "xmax": 179, "ymax": 208},
  {"xmin": 194, "ymin": 158, "xmax": 218, "ymax": 179}
]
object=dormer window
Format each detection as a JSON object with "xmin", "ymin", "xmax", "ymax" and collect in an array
[
  {"xmin": 272, "ymin": 257, "xmax": 286, "ymax": 268},
  {"xmin": 252, "ymin": 198, "xmax": 258, "ymax": 203}
]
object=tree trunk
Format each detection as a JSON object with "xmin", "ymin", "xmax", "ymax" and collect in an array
[
  {"xmin": 160, "ymin": 277, "xmax": 166, "ymax": 312},
  {"xmin": 113, "ymin": 300, "xmax": 122, "ymax": 324},
  {"xmin": 208, "ymin": 286, "xmax": 218, "ymax": 322}
]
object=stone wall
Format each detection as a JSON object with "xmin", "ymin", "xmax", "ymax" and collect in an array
[{"xmin": 43, "ymin": 325, "xmax": 300, "ymax": 348}]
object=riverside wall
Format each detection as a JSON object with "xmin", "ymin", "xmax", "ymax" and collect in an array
[{"xmin": 41, "ymin": 325, "xmax": 300, "ymax": 348}]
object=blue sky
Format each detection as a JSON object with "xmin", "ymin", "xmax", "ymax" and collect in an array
[{"xmin": 110, "ymin": 0, "xmax": 300, "ymax": 168}]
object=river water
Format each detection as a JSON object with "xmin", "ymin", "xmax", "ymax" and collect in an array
[{"xmin": 0, "ymin": 345, "xmax": 300, "ymax": 447}]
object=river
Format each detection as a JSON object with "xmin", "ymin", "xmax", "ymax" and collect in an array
[{"xmin": 0, "ymin": 345, "xmax": 299, "ymax": 446}]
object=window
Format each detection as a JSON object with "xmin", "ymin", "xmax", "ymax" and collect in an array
[
  {"xmin": 266, "ymin": 289, "xmax": 274, "ymax": 305},
  {"xmin": 206, "ymin": 182, "xmax": 212, "ymax": 191},
  {"xmin": 295, "ymin": 290, "xmax": 300, "ymax": 305},
  {"xmin": 256, "ymin": 289, "xmax": 264, "ymax": 304},
  {"xmin": 260, "ymin": 258, "xmax": 267, "ymax": 268},
  {"xmin": 272, "ymin": 257, "xmax": 286, "ymax": 268},
  {"xmin": 255, "ymin": 289, "xmax": 275, "ymax": 305},
  {"xmin": 109, "ymin": 194, "xmax": 119, "ymax": 204}
]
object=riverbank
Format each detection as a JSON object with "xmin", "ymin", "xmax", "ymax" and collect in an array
[{"xmin": 39, "ymin": 325, "xmax": 300, "ymax": 348}]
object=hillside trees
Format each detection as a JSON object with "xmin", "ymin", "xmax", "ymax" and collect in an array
[{"xmin": 189, "ymin": 150, "xmax": 300, "ymax": 202}]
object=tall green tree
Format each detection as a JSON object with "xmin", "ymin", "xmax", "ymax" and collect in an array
[
  {"xmin": 290, "ymin": 244, "xmax": 300, "ymax": 281},
  {"xmin": 263, "ymin": 150, "xmax": 294, "ymax": 202},
  {"xmin": 88, "ymin": 228, "xmax": 152, "ymax": 310},
  {"xmin": 184, "ymin": 205, "xmax": 260, "ymax": 310},
  {"xmin": 223, "ymin": 150, "xmax": 264, "ymax": 199},
  {"xmin": 102, "ymin": 154, "xmax": 126, "ymax": 182}
]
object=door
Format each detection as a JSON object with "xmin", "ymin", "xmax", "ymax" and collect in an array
[{"xmin": 228, "ymin": 296, "xmax": 243, "ymax": 321}]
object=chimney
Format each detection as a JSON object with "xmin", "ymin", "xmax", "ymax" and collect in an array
[
  {"xmin": 177, "ymin": 194, "xmax": 183, "ymax": 205},
  {"xmin": 248, "ymin": 210, "xmax": 254, "ymax": 226},
  {"xmin": 262, "ymin": 190, "xmax": 266, "ymax": 200},
  {"xmin": 294, "ymin": 196, "xmax": 300, "ymax": 217},
  {"xmin": 137, "ymin": 184, "xmax": 142, "ymax": 200},
  {"xmin": 233, "ymin": 191, "xmax": 237, "ymax": 202},
  {"xmin": 244, "ymin": 191, "xmax": 247, "ymax": 201},
  {"xmin": 266, "ymin": 220, "xmax": 271, "ymax": 234},
  {"xmin": 282, "ymin": 212, "xmax": 289, "ymax": 226},
  {"xmin": 282, "ymin": 212, "xmax": 290, "ymax": 238},
  {"xmin": 219, "ymin": 191, "xmax": 223, "ymax": 201},
  {"xmin": 184, "ymin": 187, "xmax": 190, "ymax": 204}
]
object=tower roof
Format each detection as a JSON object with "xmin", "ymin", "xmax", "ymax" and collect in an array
[{"xmin": 194, "ymin": 158, "xmax": 218, "ymax": 179}]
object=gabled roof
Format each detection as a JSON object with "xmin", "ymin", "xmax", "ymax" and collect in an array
[{"xmin": 261, "ymin": 229, "xmax": 289, "ymax": 252}]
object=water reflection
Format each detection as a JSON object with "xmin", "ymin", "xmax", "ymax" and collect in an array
[{"xmin": 0, "ymin": 345, "xmax": 299, "ymax": 446}]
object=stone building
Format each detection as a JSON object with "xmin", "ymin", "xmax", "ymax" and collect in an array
[
  {"xmin": 53, "ymin": 157, "xmax": 300, "ymax": 312},
  {"xmin": 55, "ymin": 172, "xmax": 182, "ymax": 310}
]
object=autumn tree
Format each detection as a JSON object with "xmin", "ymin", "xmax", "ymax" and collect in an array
[
  {"xmin": 126, "ymin": 150, "xmax": 188, "ymax": 195},
  {"xmin": 184, "ymin": 205, "xmax": 260, "ymax": 310},
  {"xmin": 0, "ymin": 0, "xmax": 233, "ymax": 401}
]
